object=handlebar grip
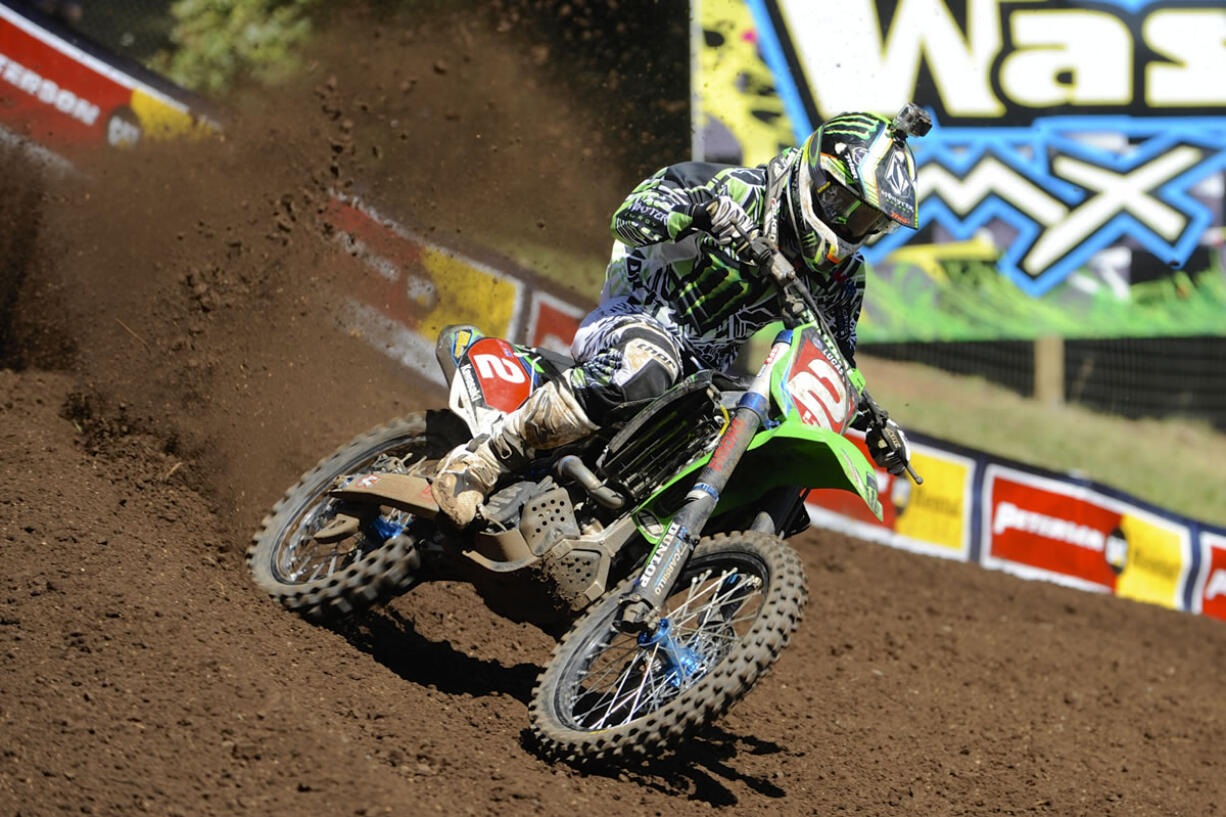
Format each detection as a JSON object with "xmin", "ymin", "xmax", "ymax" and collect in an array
[{"xmin": 731, "ymin": 227, "xmax": 777, "ymax": 270}]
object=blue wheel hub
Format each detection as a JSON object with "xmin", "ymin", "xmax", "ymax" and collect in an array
[
  {"xmin": 638, "ymin": 618, "xmax": 706, "ymax": 688},
  {"xmin": 369, "ymin": 514, "xmax": 406, "ymax": 542}
]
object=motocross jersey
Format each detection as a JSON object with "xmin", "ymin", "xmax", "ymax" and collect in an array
[{"xmin": 605, "ymin": 152, "xmax": 866, "ymax": 372}]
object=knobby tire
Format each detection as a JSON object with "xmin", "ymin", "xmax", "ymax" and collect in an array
[
  {"xmin": 529, "ymin": 531, "xmax": 807, "ymax": 765},
  {"xmin": 247, "ymin": 410, "xmax": 467, "ymax": 621}
]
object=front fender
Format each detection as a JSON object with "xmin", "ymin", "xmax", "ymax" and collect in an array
[
  {"xmin": 641, "ymin": 415, "xmax": 883, "ymax": 523},
  {"xmin": 721, "ymin": 419, "xmax": 883, "ymax": 521}
]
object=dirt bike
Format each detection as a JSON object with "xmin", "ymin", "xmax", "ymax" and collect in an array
[{"xmin": 247, "ymin": 232, "xmax": 904, "ymax": 764}]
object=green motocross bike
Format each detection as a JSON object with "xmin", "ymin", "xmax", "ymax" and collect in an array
[{"xmin": 247, "ymin": 233, "xmax": 909, "ymax": 764}]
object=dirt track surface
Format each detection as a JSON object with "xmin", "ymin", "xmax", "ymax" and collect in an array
[{"xmin": 3, "ymin": 9, "xmax": 1226, "ymax": 817}]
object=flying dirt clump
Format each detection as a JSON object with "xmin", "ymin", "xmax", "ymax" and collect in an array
[{"xmin": 4, "ymin": 8, "xmax": 638, "ymax": 539}]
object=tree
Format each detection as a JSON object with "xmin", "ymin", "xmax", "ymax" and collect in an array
[{"xmin": 153, "ymin": 0, "xmax": 319, "ymax": 94}]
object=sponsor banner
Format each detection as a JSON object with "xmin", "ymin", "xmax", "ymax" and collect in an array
[
  {"xmin": 1194, "ymin": 531, "xmax": 1226, "ymax": 621},
  {"xmin": 806, "ymin": 434, "xmax": 1226, "ymax": 620},
  {"xmin": 526, "ymin": 291, "xmax": 584, "ymax": 354},
  {"xmin": 325, "ymin": 194, "xmax": 525, "ymax": 344},
  {"xmin": 325, "ymin": 194, "xmax": 590, "ymax": 381},
  {"xmin": 808, "ymin": 431, "xmax": 975, "ymax": 561},
  {"xmin": 981, "ymin": 464, "xmax": 1192, "ymax": 608},
  {"xmin": 0, "ymin": 5, "xmax": 213, "ymax": 153},
  {"xmin": 693, "ymin": 0, "xmax": 1226, "ymax": 341}
]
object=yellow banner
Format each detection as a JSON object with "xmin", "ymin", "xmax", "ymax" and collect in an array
[
  {"xmin": 1114, "ymin": 513, "xmax": 1189, "ymax": 609},
  {"xmin": 893, "ymin": 450, "xmax": 971, "ymax": 554}
]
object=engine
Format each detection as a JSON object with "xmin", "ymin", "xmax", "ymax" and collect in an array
[{"xmin": 595, "ymin": 373, "xmax": 726, "ymax": 507}]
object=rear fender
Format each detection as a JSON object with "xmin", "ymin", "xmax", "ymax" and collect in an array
[
  {"xmin": 328, "ymin": 473, "xmax": 539, "ymax": 567},
  {"xmin": 330, "ymin": 472, "xmax": 440, "ymax": 517}
]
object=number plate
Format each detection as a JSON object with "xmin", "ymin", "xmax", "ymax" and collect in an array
[{"xmin": 784, "ymin": 330, "xmax": 853, "ymax": 432}]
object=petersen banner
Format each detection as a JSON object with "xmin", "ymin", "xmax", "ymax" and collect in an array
[
  {"xmin": 0, "ymin": 5, "xmax": 215, "ymax": 154},
  {"xmin": 808, "ymin": 431, "xmax": 1226, "ymax": 622}
]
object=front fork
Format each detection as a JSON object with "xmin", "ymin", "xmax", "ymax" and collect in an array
[{"xmin": 615, "ymin": 334, "xmax": 791, "ymax": 634}]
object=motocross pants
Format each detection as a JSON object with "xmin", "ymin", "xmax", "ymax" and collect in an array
[{"xmin": 565, "ymin": 297, "xmax": 685, "ymax": 425}]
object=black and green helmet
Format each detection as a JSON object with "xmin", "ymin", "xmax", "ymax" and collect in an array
[{"xmin": 780, "ymin": 104, "xmax": 930, "ymax": 273}]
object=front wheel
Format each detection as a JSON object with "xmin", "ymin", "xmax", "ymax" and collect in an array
[
  {"xmin": 247, "ymin": 410, "xmax": 468, "ymax": 621},
  {"xmin": 529, "ymin": 531, "xmax": 807, "ymax": 764}
]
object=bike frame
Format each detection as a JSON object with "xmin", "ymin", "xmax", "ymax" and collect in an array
[
  {"xmin": 430, "ymin": 237, "xmax": 888, "ymax": 632},
  {"xmin": 617, "ymin": 313, "xmax": 883, "ymax": 625}
]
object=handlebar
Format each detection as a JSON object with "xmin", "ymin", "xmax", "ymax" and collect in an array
[
  {"xmin": 728, "ymin": 222, "xmax": 924, "ymax": 485},
  {"xmin": 729, "ymin": 226, "xmax": 824, "ymax": 327}
]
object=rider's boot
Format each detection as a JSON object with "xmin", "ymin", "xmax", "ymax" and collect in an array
[{"xmin": 433, "ymin": 378, "xmax": 597, "ymax": 527}]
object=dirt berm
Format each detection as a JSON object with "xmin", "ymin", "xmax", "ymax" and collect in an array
[{"xmin": 2, "ymin": 9, "xmax": 1224, "ymax": 817}]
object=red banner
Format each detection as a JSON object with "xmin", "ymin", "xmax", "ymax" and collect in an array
[
  {"xmin": 1197, "ymin": 533, "xmax": 1226, "ymax": 621},
  {"xmin": 982, "ymin": 464, "xmax": 1189, "ymax": 608},
  {"xmin": 0, "ymin": 6, "xmax": 205, "ymax": 154}
]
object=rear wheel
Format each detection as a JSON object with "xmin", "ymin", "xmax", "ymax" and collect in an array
[
  {"xmin": 247, "ymin": 410, "xmax": 468, "ymax": 620},
  {"xmin": 529, "ymin": 531, "xmax": 807, "ymax": 764}
]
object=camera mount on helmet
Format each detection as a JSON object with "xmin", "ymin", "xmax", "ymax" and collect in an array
[{"xmin": 889, "ymin": 103, "xmax": 932, "ymax": 141}]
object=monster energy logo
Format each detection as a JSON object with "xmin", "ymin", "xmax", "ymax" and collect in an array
[
  {"xmin": 671, "ymin": 257, "xmax": 763, "ymax": 330},
  {"xmin": 822, "ymin": 114, "xmax": 882, "ymax": 139}
]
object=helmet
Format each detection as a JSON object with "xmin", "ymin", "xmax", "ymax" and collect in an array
[{"xmin": 779, "ymin": 104, "xmax": 929, "ymax": 274}]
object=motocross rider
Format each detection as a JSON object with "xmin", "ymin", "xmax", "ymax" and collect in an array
[{"xmin": 433, "ymin": 105, "xmax": 931, "ymax": 527}]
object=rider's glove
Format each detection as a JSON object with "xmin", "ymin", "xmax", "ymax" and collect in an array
[
  {"xmin": 685, "ymin": 194, "xmax": 756, "ymax": 248},
  {"xmin": 865, "ymin": 417, "xmax": 911, "ymax": 477}
]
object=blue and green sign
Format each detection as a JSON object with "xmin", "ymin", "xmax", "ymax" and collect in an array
[{"xmin": 695, "ymin": 0, "xmax": 1226, "ymax": 339}]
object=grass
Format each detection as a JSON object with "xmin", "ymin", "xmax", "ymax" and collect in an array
[
  {"xmin": 860, "ymin": 355, "xmax": 1226, "ymax": 528},
  {"xmin": 861, "ymin": 256, "xmax": 1226, "ymax": 342},
  {"xmin": 487, "ymin": 233, "xmax": 1226, "ymax": 529}
]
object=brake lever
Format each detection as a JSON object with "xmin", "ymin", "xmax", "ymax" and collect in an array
[
  {"xmin": 860, "ymin": 390, "xmax": 924, "ymax": 486},
  {"xmin": 737, "ymin": 229, "xmax": 791, "ymax": 285},
  {"xmin": 731, "ymin": 225, "xmax": 816, "ymax": 325}
]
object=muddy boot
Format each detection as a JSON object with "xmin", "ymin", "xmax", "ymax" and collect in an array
[{"xmin": 433, "ymin": 378, "xmax": 597, "ymax": 527}]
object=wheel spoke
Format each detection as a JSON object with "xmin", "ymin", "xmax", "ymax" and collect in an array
[
  {"xmin": 612, "ymin": 644, "xmax": 658, "ymax": 727},
  {"xmin": 672, "ymin": 624, "xmax": 745, "ymax": 642},
  {"xmin": 583, "ymin": 644, "xmax": 645, "ymax": 728},
  {"xmin": 671, "ymin": 608, "xmax": 755, "ymax": 632},
  {"xmin": 579, "ymin": 644, "xmax": 652, "ymax": 728},
  {"xmin": 667, "ymin": 567, "xmax": 712, "ymax": 625},
  {"xmin": 669, "ymin": 569, "xmax": 722, "ymax": 622},
  {"xmin": 574, "ymin": 636, "xmax": 640, "ymax": 691},
  {"xmin": 562, "ymin": 560, "xmax": 770, "ymax": 730},
  {"xmin": 670, "ymin": 579, "xmax": 758, "ymax": 631},
  {"xmin": 692, "ymin": 572, "xmax": 739, "ymax": 633}
]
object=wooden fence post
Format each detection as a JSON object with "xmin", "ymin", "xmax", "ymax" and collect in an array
[{"xmin": 1034, "ymin": 335, "xmax": 1065, "ymax": 406}]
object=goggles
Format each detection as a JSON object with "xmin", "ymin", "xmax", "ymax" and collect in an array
[{"xmin": 812, "ymin": 180, "xmax": 898, "ymax": 243}]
